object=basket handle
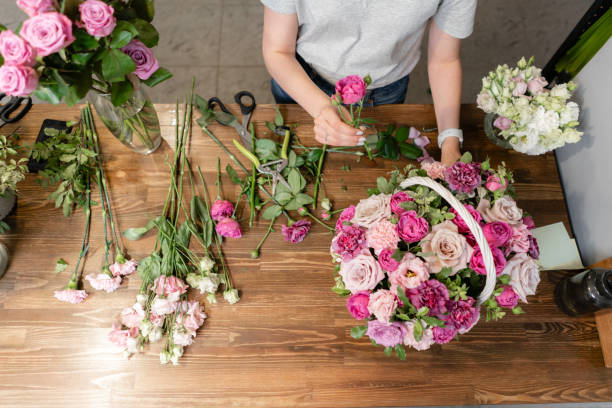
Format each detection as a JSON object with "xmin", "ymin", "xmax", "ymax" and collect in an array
[{"xmin": 399, "ymin": 176, "xmax": 496, "ymax": 304}]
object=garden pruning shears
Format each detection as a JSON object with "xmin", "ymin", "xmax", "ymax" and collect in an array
[
  {"xmin": 0, "ymin": 93, "xmax": 32, "ymax": 128},
  {"xmin": 207, "ymin": 91, "xmax": 256, "ymax": 149}
]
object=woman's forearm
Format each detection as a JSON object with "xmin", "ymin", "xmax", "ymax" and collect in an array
[{"xmin": 428, "ymin": 57, "xmax": 462, "ymax": 133}]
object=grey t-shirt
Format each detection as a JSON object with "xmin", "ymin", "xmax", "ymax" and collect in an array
[{"xmin": 261, "ymin": 0, "xmax": 477, "ymax": 88}]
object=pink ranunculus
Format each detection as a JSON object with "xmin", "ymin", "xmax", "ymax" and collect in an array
[
  {"xmin": 528, "ymin": 235, "xmax": 540, "ymax": 259},
  {"xmin": 109, "ymin": 259, "xmax": 137, "ymax": 277},
  {"xmin": 334, "ymin": 75, "xmax": 367, "ymax": 105},
  {"xmin": 443, "ymin": 162, "xmax": 482, "ymax": 194},
  {"xmin": 331, "ymin": 225, "xmax": 366, "ymax": 262},
  {"xmin": 493, "ymin": 115, "xmax": 512, "ymax": 130},
  {"xmin": 433, "ymin": 325, "xmax": 457, "ymax": 344},
  {"xmin": 282, "ymin": 219, "xmax": 311, "ymax": 244},
  {"xmin": 54, "ymin": 289, "xmax": 88, "ymax": 304},
  {"xmin": 528, "ymin": 76, "xmax": 548, "ymax": 95},
  {"xmin": 388, "ymin": 252, "xmax": 430, "ymax": 292},
  {"xmin": 447, "ymin": 296, "xmax": 480, "ymax": 334},
  {"xmin": 421, "ymin": 221, "xmax": 474, "ymax": 274},
  {"xmin": 152, "ymin": 275, "xmax": 188, "ymax": 302},
  {"xmin": 522, "ymin": 215, "xmax": 535, "ymax": 230},
  {"xmin": 390, "ymin": 191, "xmax": 413, "ymax": 215},
  {"xmin": 120, "ymin": 302, "xmax": 146, "ymax": 328},
  {"xmin": 216, "ymin": 217, "xmax": 242, "ymax": 239},
  {"xmin": 485, "ymin": 174, "xmax": 505, "ymax": 192},
  {"xmin": 482, "ymin": 221, "xmax": 513, "ymax": 247},
  {"xmin": 366, "ymin": 320, "xmax": 407, "ymax": 348},
  {"xmin": 335, "ymin": 205, "xmax": 355, "ymax": 231},
  {"xmin": 507, "ymin": 224, "xmax": 531, "ymax": 254},
  {"xmin": 502, "ymin": 253, "xmax": 540, "ymax": 303},
  {"xmin": 120, "ymin": 39, "xmax": 159, "ymax": 80},
  {"xmin": 396, "ymin": 210, "xmax": 429, "ymax": 243},
  {"xmin": 512, "ymin": 77, "xmax": 528, "ymax": 96},
  {"xmin": 403, "ymin": 321, "xmax": 435, "ymax": 351},
  {"xmin": 78, "ymin": 0, "xmax": 116, "ymax": 38},
  {"xmin": 421, "ymin": 159, "xmax": 446, "ymax": 180},
  {"xmin": 407, "ymin": 279, "xmax": 450, "ymax": 318},
  {"xmin": 150, "ymin": 296, "xmax": 177, "ymax": 315},
  {"xmin": 365, "ymin": 219, "xmax": 399, "ymax": 254},
  {"xmin": 0, "ymin": 30, "xmax": 36, "ymax": 66},
  {"xmin": 378, "ymin": 248, "xmax": 399, "ymax": 272},
  {"xmin": 339, "ymin": 250, "xmax": 385, "ymax": 293},
  {"xmin": 16, "ymin": 0, "xmax": 57, "ymax": 16},
  {"xmin": 210, "ymin": 199, "xmax": 234, "ymax": 222},
  {"xmin": 470, "ymin": 246, "xmax": 506, "ymax": 276},
  {"xmin": 449, "ymin": 205, "xmax": 482, "ymax": 235},
  {"xmin": 346, "ymin": 291, "xmax": 370, "ymax": 320},
  {"xmin": 367, "ymin": 289, "xmax": 398, "ymax": 324},
  {"xmin": 496, "ymin": 285, "xmax": 519, "ymax": 308},
  {"xmin": 85, "ymin": 273, "xmax": 122, "ymax": 293},
  {"xmin": 0, "ymin": 65, "xmax": 38, "ymax": 96},
  {"xmin": 20, "ymin": 12, "xmax": 74, "ymax": 57}
]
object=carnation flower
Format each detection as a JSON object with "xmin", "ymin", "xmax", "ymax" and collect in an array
[
  {"xmin": 388, "ymin": 253, "xmax": 430, "ymax": 292},
  {"xmin": 210, "ymin": 199, "xmax": 234, "ymax": 222},
  {"xmin": 449, "ymin": 205, "xmax": 482, "ymax": 235},
  {"xmin": 331, "ymin": 225, "xmax": 367, "ymax": 262},
  {"xmin": 335, "ymin": 205, "xmax": 355, "ymax": 231},
  {"xmin": 421, "ymin": 160, "xmax": 446, "ymax": 180},
  {"xmin": 507, "ymin": 224, "xmax": 531, "ymax": 254},
  {"xmin": 216, "ymin": 217, "xmax": 242, "ymax": 239},
  {"xmin": 403, "ymin": 321, "xmax": 435, "ymax": 351},
  {"xmin": 496, "ymin": 285, "xmax": 519, "ymax": 308},
  {"xmin": 367, "ymin": 289, "xmax": 398, "ymax": 324},
  {"xmin": 421, "ymin": 221, "xmax": 473, "ymax": 274},
  {"xmin": 54, "ymin": 289, "xmax": 88, "ymax": 304},
  {"xmin": 433, "ymin": 325, "xmax": 457, "ymax": 344},
  {"xmin": 365, "ymin": 220, "xmax": 399, "ymax": 254},
  {"xmin": 377, "ymin": 248, "xmax": 399, "ymax": 272},
  {"xmin": 153, "ymin": 275, "xmax": 187, "ymax": 302},
  {"xmin": 502, "ymin": 253, "xmax": 540, "ymax": 303},
  {"xmin": 120, "ymin": 303, "xmax": 145, "ymax": 328},
  {"xmin": 150, "ymin": 296, "xmax": 177, "ymax": 315},
  {"xmin": 108, "ymin": 323, "xmax": 138, "ymax": 349},
  {"xmin": 389, "ymin": 191, "xmax": 413, "ymax": 215},
  {"xmin": 109, "ymin": 259, "xmax": 137, "ymax": 277},
  {"xmin": 407, "ymin": 280, "xmax": 449, "ymax": 318},
  {"xmin": 366, "ymin": 320, "xmax": 407, "ymax": 348},
  {"xmin": 447, "ymin": 297, "xmax": 480, "ymax": 334},
  {"xmin": 339, "ymin": 250, "xmax": 385, "ymax": 293},
  {"xmin": 470, "ymin": 246, "xmax": 506, "ymax": 276},
  {"xmin": 282, "ymin": 219, "xmax": 311, "ymax": 243},
  {"xmin": 522, "ymin": 216, "xmax": 535, "ymax": 230},
  {"xmin": 85, "ymin": 273, "xmax": 122, "ymax": 293},
  {"xmin": 443, "ymin": 162, "xmax": 482, "ymax": 194},
  {"xmin": 396, "ymin": 210, "xmax": 429, "ymax": 243},
  {"xmin": 346, "ymin": 291, "xmax": 370, "ymax": 320},
  {"xmin": 352, "ymin": 193, "xmax": 391, "ymax": 229}
]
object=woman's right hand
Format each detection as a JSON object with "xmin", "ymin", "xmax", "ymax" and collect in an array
[{"xmin": 313, "ymin": 104, "xmax": 363, "ymax": 146}]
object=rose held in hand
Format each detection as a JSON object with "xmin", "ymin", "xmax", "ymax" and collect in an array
[
  {"xmin": 121, "ymin": 39, "xmax": 159, "ymax": 80},
  {"xmin": 335, "ymin": 75, "xmax": 367, "ymax": 105},
  {"xmin": 78, "ymin": 0, "xmax": 116, "ymax": 39},
  {"xmin": 20, "ymin": 12, "xmax": 74, "ymax": 57}
]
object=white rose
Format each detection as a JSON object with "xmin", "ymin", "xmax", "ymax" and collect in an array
[
  {"xmin": 502, "ymin": 253, "xmax": 540, "ymax": 303},
  {"xmin": 477, "ymin": 196, "xmax": 523, "ymax": 225},
  {"xmin": 559, "ymin": 101, "xmax": 579, "ymax": 125},
  {"xmin": 550, "ymin": 83, "xmax": 571, "ymax": 99},
  {"xmin": 562, "ymin": 127, "xmax": 583, "ymax": 144},
  {"xmin": 339, "ymin": 250, "xmax": 385, "ymax": 293},
  {"xmin": 477, "ymin": 91, "xmax": 497, "ymax": 113},
  {"xmin": 532, "ymin": 106, "xmax": 559, "ymax": 134},
  {"xmin": 352, "ymin": 193, "xmax": 391, "ymax": 228}
]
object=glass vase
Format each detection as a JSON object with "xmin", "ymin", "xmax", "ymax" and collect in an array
[
  {"xmin": 90, "ymin": 83, "xmax": 162, "ymax": 155},
  {"xmin": 484, "ymin": 112, "xmax": 513, "ymax": 149}
]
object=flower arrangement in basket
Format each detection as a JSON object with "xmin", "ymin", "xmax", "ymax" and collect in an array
[
  {"xmin": 330, "ymin": 154, "xmax": 541, "ymax": 358},
  {"xmin": 477, "ymin": 57, "xmax": 582, "ymax": 155}
]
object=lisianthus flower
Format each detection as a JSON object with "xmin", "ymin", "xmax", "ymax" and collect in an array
[
  {"xmin": 346, "ymin": 291, "xmax": 370, "ymax": 320},
  {"xmin": 496, "ymin": 285, "xmax": 519, "ymax": 308},
  {"xmin": 403, "ymin": 321, "xmax": 435, "ymax": 351}
]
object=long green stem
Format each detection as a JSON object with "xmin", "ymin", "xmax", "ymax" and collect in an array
[
  {"xmin": 203, "ymin": 126, "xmax": 249, "ymax": 174},
  {"xmin": 70, "ymin": 184, "xmax": 92, "ymax": 286},
  {"xmin": 254, "ymin": 216, "xmax": 275, "ymax": 254},
  {"xmin": 312, "ymin": 144, "xmax": 326, "ymax": 210},
  {"xmin": 215, "ymin": 158, "xmax": 221, "ymax": 200},
  {"xmin": 304, "ymin": 210, "xmax": 334, "ymax": 232},
  {"xmin": 248, "ymin": 123, "xmax": 257, "ymax": 228}
]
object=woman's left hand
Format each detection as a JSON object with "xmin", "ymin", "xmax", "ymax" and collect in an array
[{"xmin": 440, "ymin": 138, "xmax": 461, "ymax": 166}]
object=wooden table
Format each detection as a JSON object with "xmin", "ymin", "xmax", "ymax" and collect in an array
[{"xmin": 0, "ymin": 104, "xmax": 610, "ymax": 408}]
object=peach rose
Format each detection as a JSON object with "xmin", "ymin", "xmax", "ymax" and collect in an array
[
  {"xmin": 339, "ymin": 250, "xmax": 385, "ymax": 293},
  {"xmin": 352, "ymin": 193, "xmax": 391, "ymax": 229},
  {"xmin": 501, "ymin": 253, "xmax": 540, "ymax": 303},
  {"xmin": 477, "ymin": 196, "xmax": 523, "ymax": 226},
  {"xmin": 421, "ymin": 221, "xmax": 473, "ymax": 274}
]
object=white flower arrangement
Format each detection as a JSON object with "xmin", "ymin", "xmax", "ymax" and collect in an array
[{"xmin": 477, "ymin": 57, "xmax": 583, "ymax": 155}]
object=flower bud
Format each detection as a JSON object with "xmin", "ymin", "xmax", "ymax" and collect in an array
[
  {"xmin": 206, "ymin": 293, "xmax": 218, "ymax": 304},
  {"xmin": 160, "ymin": 350, "xmax": 171, "ymax": 364},
  {"xmin": 320, "ymin": 211, "xmax": 330, "ymax": 220},
  {"xmin": 297, "ymin": 207, "xmax": 308, "ymax": 216},
  {"xmin": 250, "ymin": 249, "xmax": 259, "ymax": 259},
  {"xmin": 223, "ymin": 289, "xmax": 240, "ymax": 304},
  {"xmin": 321, "ymin": 198, "xmax": 332, "ymax": 211}
]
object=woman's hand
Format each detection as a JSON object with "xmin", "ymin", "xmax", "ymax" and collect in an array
[
  {"xmin": 313, "ymin": 104, "xmax": 363, "ymax": 146},
  {"xmin": 440, "ymin": 137, "xmax": 461, "ymax": 166}
]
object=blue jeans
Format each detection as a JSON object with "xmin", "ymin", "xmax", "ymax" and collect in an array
[{"xmin": 271, "ymin": 54, "xmax": 409, "ymax": 106}]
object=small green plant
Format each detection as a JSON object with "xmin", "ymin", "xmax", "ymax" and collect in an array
[{"xmin": 0, "ymin": 133, "xmax": 28, "ymax": 233}]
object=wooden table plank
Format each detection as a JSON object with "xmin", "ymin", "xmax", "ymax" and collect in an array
[{"xmin": 0, "ymin": 104, "xmax": 610, "ymax": 408}]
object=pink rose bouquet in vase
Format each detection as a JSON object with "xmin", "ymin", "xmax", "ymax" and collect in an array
[
  {"xmin": 0, "ymin": 0, "xmax": 172, "ymax": 154},
  {"xmin": 331, "ymin": 152, "xmax": 542, "ymax": 359}
]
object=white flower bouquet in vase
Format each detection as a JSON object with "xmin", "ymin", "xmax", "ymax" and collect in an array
[{"xmin": 477, "ymin": 57, "xmax": 583, "ymax": 155}]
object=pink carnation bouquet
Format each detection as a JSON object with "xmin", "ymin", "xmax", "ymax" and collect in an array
[{"xmin": 331, "ymin": 153, "xmax": 541, "ymax": 359}]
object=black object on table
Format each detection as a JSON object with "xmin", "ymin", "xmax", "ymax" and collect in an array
[
  {"xmin": 555, "ymin": 268, "xmax": 612, "ymax": 316},
  {"xmin": 0, "ymin": 93, "xmax": 32, "ymax": 128},
  {"xmin": 27, "ymin": 119, "xmax": 72, "ymax": 173}
]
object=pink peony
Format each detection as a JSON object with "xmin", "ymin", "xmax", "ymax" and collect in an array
[
  {"xmin": 528, "ymin": 76, "xmax": 548, "ymax": 95},
  {"xmin": 407, "ymin": 280, "xmax": 450, "ymax": 318},
  {"xmin": 367, "ymin": 289, "xmax": 398, "ymax": 324},
  {"xmin": 403, "ymin": 321, "xmax": 435, "ymax": 351},
  {"xmin": 339, "ymin": 250, "xmax": 385, "ymax": 293},
  {"xmin": 390, "ymin": 191, "xmax": 413, "ymax": 215},
  {"xmin": 433, "ymin": 325, "xmax": 457, "ymax": 344},
  {"xmin": 0, "ymin": 30, "xmax": 36, "ymax": 66},
  {"xmin": 366, "ymin": 320, "xmax": 407, "ymax": 348},
  {"xmin": 120, "ymin": 303, "xmax": 145, "ymax": 328},
  {"xmin": 210, "ymin": 199, "xmax": 234, "ymax": 222},
  {"xmin": 346, "ymin": 291, "xmax": 370, "ymax": 320},
  {"xmin": 334, "ymin": 75, "xmax": 367, "ymax": 105},
  {"xmin": 421, "ymin": 159, "xmax": 446, "ymax": 180},
  {"xmin": 496, "ymin": 285, "xmax": 519, "ymax": 308},
  {"xmin": 512, "ymin": 77, "xmax": 528, "ymax": 96},
  {"xmin": 331, "ymin": 225, "xmax": 366, "ymax": 262},
  {"xmin": 20, "ymin": 12, "xmax": 74, "ymax": 57},
  {"xmin": 85, "ymin": 273, "xmax": 122, "ymax": 293},
  {"xmin": 282, "ymin": 219, "xmax": 311, "ymax": 244},
  {"xmin": 216, "ymin": 217, "xmax": 242, "ymax": 239},
  {"xmin": 109, "ymin": 259, "xmax": 137, "ymax": 277},
  {"xmin": 507, "ymin": 224, "xmax": 531, "ymax": 254},
  {"xmin": 482, "ymin": 221, "xmax": 513, "ymax": 247},
  {"xmin": 335, "ymin": 205, "xmax": 355, "ymax": 231},
  {"xmin": 470, "ymin": 246, "xmax": 507, "ymax": 276},
  {"xmin": 108, "ymin": 323, "xmax": 138, "ymax": 348},
  {"xmin": 16, "ymin": 0, "xmax": 57, "ymax": 16},
  {"xmin": 0, "ymin": 65, "xmax": 38, "ymax": 96},
  {"xmin": 523, "ymin": 216, "xmax": 535, "ymax": 230},
  {"xmin": 150, "ymin": 296, "xmax": 177, "ymax": 315},
  {"xmin": 152, "ymin": 275, "xmax": 187, "ymax": 302},
  {"xmin": 396, "ymin": 210, "xmax": 429, "ymax": 243},
  {"xmin": 528, "ymin": 235, "xmax": 540, "ymax": 259},
  {"xmin": 421, "ymin": 221, "xmax": 473, "ymax": 274},
  {"xmin": 485, "ymin": 174, "xmax": 505, "ymax": 192},
  {"xmin": 120, "ymin": 39, "xmax": 159, "ymax": 80},
  {"xmin": 493, "ymin": 116, "xmax": 512, "ymax": 130},
  {"xmin": 449, "ymin": 205, "xmax": 482, "ymax": 235},
  {"xmin": 447, "ymin": 297, "xmax": 480, "ymax": 334},
  {"xmin": 377, "ymin": 248, "xmax": 399, "ymax": 272},
  {"xmin": 365, "ymin": 219, "xmax": 399, "ymax": 254},
  {"xmin": 444, "ymin": 162, "xmax": 482, "ymax": 194},
  {"xmin": 54, "ymin": 288, "xmax": 88, "ymax": 304},
  {"xmin": 78, "ymin": 0, "xmax": 116, "ymax": 38},
  {"xmin": 388, "ymin": 252, "xmax": 430, "ymax": 292}
]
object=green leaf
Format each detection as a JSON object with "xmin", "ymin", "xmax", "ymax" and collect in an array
[
  {"xmin": 284, "ymin": 198, "xmax": 301, "ymax": 211},
  {"xmin": 142, "ymin": 67, "xmax": 172, "ymax": 87},
  {"xmin": 288, "ymin": 150, "xmax": 297, "ymax": 168},
  {"xmin": 0, "ymin": 24, "xmax": 6, "ymax": 32},
  {"xmin": 396, "ymin": 313, "xmax": 411, "ymax": 321},
  {"xmin": 255, "ymin": 139, "xmax": 278, "ymax": 162},
  {"xmin": 72, "ymin": 29, "xmax": 99, "ymax": 52},
  {"xmin": 395, "ymin": 344, "xmax": 406, "ymax": 360},
  {"xmin": 132, "ymin": 18, "xmax": 159, "ymax": 47},
  {"xmin": 110, "ymin": 80, "xmax": 134, "ymax": 107},
  {"xmin": 413, "ymin": 319, "xmax": 424, "ymax": 341},
  {"xmin": 123, "ymin": 216, "xmax": 162, "ymax": 240},
  {"xmin": 399, "ymin": 143, "xmax": 423, "ymax": 159},
  {"xmin": 226, "ymin": 164, "xmax": 242, "ymax": 185},
  {"xmin": 35, "ymin": 84, "xmax": 63, "ymax": 104},
  {"xmin": 295, "ymin": 193, "xmax": 313, "ymax": 206},
  {"xmin": 137, "ymin": 254, "xmax": 161, "ymax": 285},
  {"xmin": 54, "ymin": 258, "xmax": 68, "ymax": 274},
  {"xmin": 350, "ymin": 325, "xmax": 367, "ymax": 339},
  {"xmin": 395, "ymin": 126, "xmax": 410, "ymax": 142},
  {"xmin": 132, "ymin": 0, "xmax": 155, "ymax": 22},
  {"xmin": 273, "ymin": 106, "xmax": 284, "ymax": 127},
  {"xmin": 512, "ymin": 306, "xmax": 525, "ymax": 315},
  {"xmin": 376, "ymin": 177, "xmax": 392, "ymax": 194},
  {"xmin": 274, "ymin": 191, "xmax": 292, "ymax": 205},
  {"xmin": 262, "ymin": 204, "xmax": 282, "ymax": 221},
  {"xmin": 460, "ymin": 151, "xmax": 473, "ymax": 163},
  {"xmin": 384, "ymin": 346, "xmax": 392, "ymax": 357},
  {"xmin": 101, "ymin": 49, "xmax": 136, "ymax": 82},
  {"xmin": 498, "ymin": 274, "xmax": 511, "ymax": 285},
  {"xmin": 416, "ymin": 306, "xmax": 429, "ymax": 317},
  {"xmin": 437, "ymin": 267, "xmax": 453, "ymax": 280},
  {"xmin": 110, "ymin": 21, "xmax": 138, "ymax": 49},
  {"xmin": 422, "ymin": 316, "xmax": 446, "ymax": 328},
  {"xmin": 71, "ymin": 52, "xmax": 95, "ymax": 67},
  {"xmin": 396, "ymin": 286, "xmax": 414, "ymax": 313},
  {"xmin": 287, "ymin": 168, "xmax": 305, "ymax": 194}
]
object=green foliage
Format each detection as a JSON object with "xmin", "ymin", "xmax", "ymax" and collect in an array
[
  {"xmin": 54, "ymin": 258, "xmax": 68, "ymax": 274},
  {"xmin": 0, "ymin": 133, "xmax": 28, "ymax": 196},
  {"xmin": 350, "ymin": 325, "xmax": 367, "ymax": 339},
  {"xmin": 366, "ymin": 125, "xmax": 423, "ymax": 161}
]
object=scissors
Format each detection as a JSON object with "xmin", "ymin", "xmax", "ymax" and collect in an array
[
  {"xmin": 208, "ymin": 91, "xmax": 256, "ymax": 150},
  {"xmin": 0, "ymin": 93, "xmax": 32, "ymax": 128}
]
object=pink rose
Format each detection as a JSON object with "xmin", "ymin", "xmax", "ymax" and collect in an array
[
  {"xmin": 528, "ymin": 76, "xmax": 548, "ymax": 95},
  {"xmin": 421, "ymin": 220, "xmax": 473, "ymax": 274},
  {"xmin": 365, "ymin": 219, "xmax": 399, "ymax": 254},
  {"xmin": 210, "ymin": 199, "xmax": 234, "ymax": 221},
  {"xmin": 477, "ymin": 196, "xmax": 523, "ymax": 226},
  {"xmin": 120, "ymin": 303, "xmax": 145, "ymax": 328},
  {"xmin": 522, "ymin": 215, "xmax": 535, "ymax": 230},
  {"xmin": 447, "ymin": 297, "xmax": 480, "ymax": 334},
  {"xmin": 16, "ymin": 0, "xmax": 57, "ymax": 16},
  {"xmin": 367, "ymin": 289, "xmax": 398, "ymax": 324},
  {"xmin": 507, "ymin": 224, "xmax": 531, "ymax": 254},
  {"xmin": 482, "ymin": 221, "xmax": 513, "ymax": 247},
  {"xmin": 334, "ymin": 75, "xmax": 366, "ymax": 105},
  {"xmin": 390, "ymin": 191, "xmax": 413, "ymax": 215},
  {"xmin": 335, "ymin": 205, "xmax": 355, "ymax": 231},
  {"xmin": 0, "ymin": 65, "xmax": 38, "ymax": 96},
  {"xmin": 331, "ymin": 225, "xmax": 366, "ymax": 262},
  {"xmin": 346, "ymin": 291, "xmax": 371, "ymax": 320},
  {"xmin": 433, "ymin": 325, "xmax": 457, "ymax": 344},
  {"xmin": 407, "ymin": 279, "xmax": 449, "ymax": 318},
  {"xmin": 121, "ymin": 39, "xmax": 159, "ymax": 80},
  {"xmin": 78, "ymin": 0, "xmax": 116, "ymax": 38},
  {"xmin": 502, "ymin": 253, "xmax": 540, "ymax": 303},
  {"xmin": 388, "ymin": 252, "xmax": 430, "ymax": 292},
  {"xmin": 0, "ymin": 30, "xmax": 36, "ymax": 66},
  {"xmin": 85, "ymin": 273, "xmax": 122, "ymax": 293},
  {"xmin": 366, "ymin": 320, "xmax": 407, "ymax": 348},
  {"xmin": 421, "ymin": 159, "xmax": 446, "ymax": 180},
  {"xmin": 109, "ymin": 259, "xmax": 137, "ymax": 277},
  {"xmin": 54, "ymin": 288, "xmax": 87, "ymax": 304},
  {"xmin": 396, "ymin": 210, "xmax": 429, "ymax": 243},
  {"xmin": 449, "ymin": 205, "xmax": 482, "ymax": 234},
  {"xmin": 470, "ymin": 246, "xmax": 506, "ymax": 276},
  {"xmin": 377, "ymin": 248, "xmax": 399, "ymax": 272},
  {"xmin": 493, "ymin": 115, "xmax": 512, "ymax": 130},
  {"xmin": 403, "ymin": 321, "xmax": 435, "ymax": 351},
  {"xmin": 485, "ymin": 174, "xmax": 505, "ymax": 192},
  {"xmin": 339, "ymin": 250, "xmax": 385, "ymax": 293},
  {"xmin": 282, "ymin": 219, "xmax": 311, "ymax": 243},
  {"xmin": 152, "ymin": 275, "xmax": 187, "ymax": 302},
  {"xmin": 20, "ymin": 12, "xmax": 74, "ymax": 57},
  {"xmin": 496, "ymin": 285, "xmax": 519, "ymax": 308},
  {"xmin": 216, "ymin": 217, "xmax": 242, "ymax": 239}
]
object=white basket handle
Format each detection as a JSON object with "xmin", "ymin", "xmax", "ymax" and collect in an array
[{"xmin": 399, "ymin": 176, "xmax": 496, "ymax": 305}]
